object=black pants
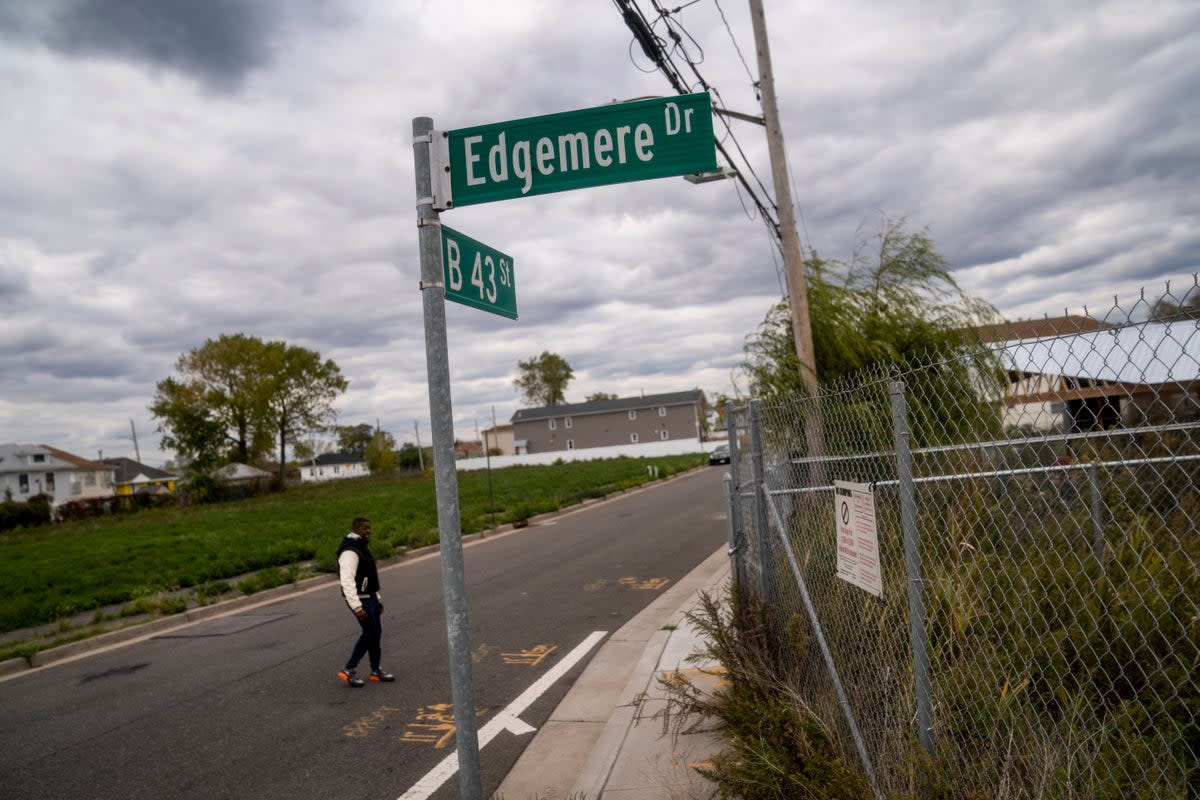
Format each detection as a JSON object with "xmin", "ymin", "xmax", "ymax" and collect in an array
[{"xmin": 345, "ymin": 596, "xmax": 382, "ymax": 672}]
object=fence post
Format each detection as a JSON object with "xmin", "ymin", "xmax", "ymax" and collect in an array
[
  {"xmin": 761, "ymin": 487, "xmax": 884, "ymax": 800},
  {"xmin": 726, "ymin": 407, "xmax": 746, "ymax": 600},
  {"xmin": 1087, "ymin": 463, "xmax": 1105, "ymax": 562},
  {"xmin": 889, "ymin": 380, "xmax": 935, "ymax": 758},
  {"xmin": 724, "ymin": 473, "xmax": 743, "ymax": 591},
  {"xmin": 749, "ymin": 400, "xmax": 773, "ymax": 604}
]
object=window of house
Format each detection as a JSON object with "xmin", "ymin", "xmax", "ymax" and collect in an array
[
  {"xmin": 18, "ymin": 473, "xmax": 28, "ymax": 493},
  {"xmin": 628, "ymin": 410, "xmax": 637, "ymax": 420},
  {"xmin": 567, "ymin": 439, "xmax": 575, "ymax": 450},
  {"xmin": 564, "ymin": 417, "xmax": 573, "ymax": 428},
  {"xmin": 84, "ymin": 472, "xmax": 96, "ymax": 487},
  {"xmin": 658, "ymin": 407, "xmax": 667, "ymax": 416},
  {"xmin": 45, "ymin": 473, "xmax": 55, "ymax": 491},
  {"xmin": 630, "ymin": 433, "xmax": 639, "ymax": 443},
  {"xmin": 32, "ymin": 454, "xmax": 45, "ymax": 463},
  {"xmin": 659, "ymin": 430, "xmax": 669, "ymax": 440},
  {"xmin": 548, "ymin": 418, "xmax": 557, "ymax": 430}
]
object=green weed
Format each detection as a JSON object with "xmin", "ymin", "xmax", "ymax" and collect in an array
[
  {"xmin": 656, "ymin": 589, "xmax": 872, "ymax": 800},
  {"xmin": 0, "ymin": 455, "xmax": 698, "ymax": 634}
]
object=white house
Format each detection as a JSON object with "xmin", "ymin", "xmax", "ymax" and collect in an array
[
  {"xmin": 299, "ymin": 452, "xmax": 370, "ymax": 483},
  {"xmin": 0, "ymin": 443, "xmax": 115, "ymax": 508},
  {"xmin": 1000, "ymin": 320, "xmax": 1200, "ymax": 432}
]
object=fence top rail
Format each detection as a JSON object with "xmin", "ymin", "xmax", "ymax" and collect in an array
[
  {"xmin": 768, "ymin": 452, "xmax": 1200, "ymax": 496},
  {"xmin": 778, "ymin": 419, "xmax": 1200, "ymax": 467}
]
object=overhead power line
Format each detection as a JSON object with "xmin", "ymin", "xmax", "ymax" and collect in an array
[{"xmin": 611, "ymin": 0, "xmax": 792, "ymax": 262}]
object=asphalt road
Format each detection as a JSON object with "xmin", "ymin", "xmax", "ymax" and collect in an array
[{"xmin": 0, "ymin": 465, "xmax": 729, "ymax": 800}]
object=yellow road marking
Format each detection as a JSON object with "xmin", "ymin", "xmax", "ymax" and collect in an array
[
  {"xmin": 618, "ymin": 576, "xmax": 670, "ymax": 591},
  {"xmin": 342, "ymin": 705, "xmax": 404, "ymax": 738},
  {"xmin": 585, "ymin": 576, "xmax": 671, "ymax": 591},
  {"xmin": 501, "ymin": 643, "xmax": 558, "ymax": 667},
  {"xmin": 399, "ymin": 703, "xmax": 491, "ymax": 749}
]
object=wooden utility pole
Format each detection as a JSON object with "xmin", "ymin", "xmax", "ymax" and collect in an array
[
  {"xmin": 129, "ymin": 418, "xmax": 141, "ymax": 463},
  {"xmin": 748, "ymin": 0, "xmax": 818, "ymax": 391}
]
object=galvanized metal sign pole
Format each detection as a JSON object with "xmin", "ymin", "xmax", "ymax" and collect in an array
[
  {"xmin": 412, "ymin": 115, "xmax": 482, "ymax": 800},
  {"xmin": 407, "ymin": 95, "xmax": 716, "ymax": 799}
]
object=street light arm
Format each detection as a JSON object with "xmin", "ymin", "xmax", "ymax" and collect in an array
[{"xmin": 713, "ymin": 106, "xmax": 766, "ymax": 126}]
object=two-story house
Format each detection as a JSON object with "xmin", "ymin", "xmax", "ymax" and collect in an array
[
  {"xmin": 0, "ymin": 444, "xmax": 115, "ymax": 508},
  {"xmin": 511, "ymin": 390, "xmax": 706, "ymax": 454}
]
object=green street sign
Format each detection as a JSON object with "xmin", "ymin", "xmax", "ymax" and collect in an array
[
  {"xmin": 443, "ymin": 92, "xmax": 716, "ymax": 208},
  {"xmin": 441, "ymin": 225, "xmax": 517, "ymax": 320}
]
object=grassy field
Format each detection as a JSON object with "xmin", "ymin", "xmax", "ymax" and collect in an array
[{"xmin": 0, "ymin": 454, "xmax": 706, "ymax": 641}]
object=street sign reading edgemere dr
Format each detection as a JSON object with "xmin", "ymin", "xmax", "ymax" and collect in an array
[
  {"xmin": 440, "ymin": 92, "xmax": 716, "ymax": 208},
  {"xmin": 441, "ymin": 224, "xmax": 517, "ymax": 319}
]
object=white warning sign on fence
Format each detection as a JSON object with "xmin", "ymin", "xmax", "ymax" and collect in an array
[{"xmin": 834, "ymin": 480, "xmax": 883, "ymax": 598}]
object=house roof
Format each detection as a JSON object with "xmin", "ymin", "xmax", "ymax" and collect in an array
[
  {"xmin": 1002, "ymin": 320, "xmax": 1200, "ymax": 385},
  {"xmin": 0, "ymin": 444, "xmax": 40, "ymax": 474},
  {"xmin": 40, "ymin": 444, "xmax": 110, "ymax": 470},
  {"xmin": 312, "ymin": 451, "xmax": 365, "ymax": 466},
  {"xmin": 978, "ymin": 315, "xmax": 1112, "ymax": 343},
  {"xmin": 101, "ymin": 457, "xmax": 177, "ymax": 484},
  {"xmin": 0, "ymin": 443, "xmax": 113, "ymax": 475},
  {"xmin": 214, "ymin": 462, "xmax": 272, "ymax": 481},
  {"xmin": 511, "ymin": 390, "xmax": 705, "ymax": 423}
]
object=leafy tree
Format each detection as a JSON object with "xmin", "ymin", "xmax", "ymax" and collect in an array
[
  {"xmin": 149, "ymin": 379, "xmax": 231, "ymax": 471},
  {"xmin": 1151, "ymin": 289, "xmax": 1200, "ymax": 321},
  {"xmin": 709, "ymin": 391, "xmax": 736, "ymax": 432},
  {"xmin": 742, "ymin": 217, "xmax": 1003, "ymax": 446},
  {"xmin": 514, "ymin": 351, "xmax": 574, "ymax": 407},
  {"xmin": 365, "ymin": 430, "xmax": 397, "ymax": 474},
  {"xmin": 150, "ymin": 334, "xmax": 275, "ymax": 470},
  {"xmin": 585, "ymin": 391, "xmax": 619, "ymax": 402},
  {"xmin": 335, "ymin": 423, "xmax": 376, "ymax": 456},
  {"xmin": 291, "ymin": 440, "xmax": 316, "ymax": 462},
  {"xmin": 151, "ymin": 334, "xmax": 347, "ymax": 480},
  {"xmin": 260, "ymin": 341, "xmax": 348, "ymax": 483},
  {"xmin": 396, "ymin": 442, "xmax": 428, "ymax": 470}
]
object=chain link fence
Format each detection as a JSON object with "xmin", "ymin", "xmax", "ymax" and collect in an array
[{"xmin": 725, "ymin": 285, "xmax": 1199, "ymax": 798}]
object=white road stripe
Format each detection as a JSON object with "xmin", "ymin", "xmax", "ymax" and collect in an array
[{"xmin": 398, "ymin": 630, "xmax": 608, "ymax": 800}]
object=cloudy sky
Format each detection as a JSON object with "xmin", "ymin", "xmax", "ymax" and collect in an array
[{"xmin": 2, "ymin": 0, "xmax": 1197, "ymax": 467}]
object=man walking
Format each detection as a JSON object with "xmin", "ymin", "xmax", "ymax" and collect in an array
[{"xmin": 337, "ymin": 517, "xmax": 395, "ymax": 687}]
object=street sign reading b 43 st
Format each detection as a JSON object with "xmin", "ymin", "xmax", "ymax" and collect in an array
[
  {"xmin": 438, "ymin": 92, "xmax": 716, "ymax": 208},
  {"xmin": 440, "ymin": 225, "xmax": 517, "ymax": 319}
]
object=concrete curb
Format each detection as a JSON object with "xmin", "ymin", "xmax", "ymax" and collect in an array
[
  {"xmin": 572, "ymin": 551, "xmax": 730, "ymax": 799},
  {"xmin": 496, "ymin": 544, "xmax": 730, "ymax": 800}
]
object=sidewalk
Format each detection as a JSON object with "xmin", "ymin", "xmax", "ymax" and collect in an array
[{"xmin": 497, "ymin": 545, "xmax": 730, "ymax": 800}]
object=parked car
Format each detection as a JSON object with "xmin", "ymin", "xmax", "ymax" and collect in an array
[{"xmin": 708, "ymin": 444, "xmax": 730, "ymax": 465}]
